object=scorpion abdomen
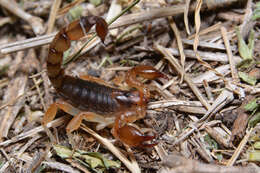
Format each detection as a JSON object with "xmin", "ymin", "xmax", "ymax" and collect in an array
[{"xmin": 59, "ymin": 75, "xmax": 120, "ymax": 114}]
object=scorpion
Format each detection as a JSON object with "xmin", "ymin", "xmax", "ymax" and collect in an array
[{"xmin": 42, "ymin": 15, "xmax": 166, "ymax": 148}]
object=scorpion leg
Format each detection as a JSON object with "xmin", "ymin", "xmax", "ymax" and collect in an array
[
  {"xmin": 66, "ymin": 111, "xmax": 113, "ymax": 132},
  {"xmin": 43, "ymin": 101, "xmax": 114, "ymax": 137},
  {"xmin": 42, "ymin": 101, "xmax": 80, "ymax": 127},
  {"xmin": 43, "ymin": 104, "xmax": 101, "ymax": 147},
  {"xmin": 126, "ymin": 65, "xmax": 167, "ymax": 102},
  {"xmin": 42, "ymin": 101, "xmax": 80, "ymax": 143},
  {"xmin": 66, "ymin": 112, "xmax": 99, "ymax": 133}
]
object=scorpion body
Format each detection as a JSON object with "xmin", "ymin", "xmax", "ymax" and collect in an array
[
  {"xmin": 60, "ymin": 75, "xmax": 121, "ymax": 114},
  {"xmin": 43, "ymin": 16, "xmax": 165, "ymax": 147}
]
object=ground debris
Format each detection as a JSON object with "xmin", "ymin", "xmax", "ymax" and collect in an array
[{"xmin": 0, "ymin": 0, "xmax": 259, "ymax": 172}]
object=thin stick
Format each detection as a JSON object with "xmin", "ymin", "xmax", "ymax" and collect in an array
[
  {"xmin": 184, "ymin": 0, "xmax": 191, "ymax": 35},
  {"xmin": 168, "ymin": 17, "xmax": 186, "ymax": 82},
  {"xmin": 188, "ymin": 22, "xmax": 222, "ymax": 39},
  {"xmin": 32, "ymin": 77, "xmax": 46, "ymax": 111},
  {"xmin": 221, "ymin": 27, "xmax": 239, "ymax": 82},
  {"xmin": 47, "ymin": 0, "xmax": 62, "ymax": 33},
  {"xmin": 226, "ymin": 128, "xmax": 253, "ymax": 166}
]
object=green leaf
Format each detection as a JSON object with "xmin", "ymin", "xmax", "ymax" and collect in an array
[
  {"xmin": 252, "ymin": 11, "xmax": 260, "ymax": 20},
  {"xmin": 252, "ymin": 2, "xmax": 260, "ymax": 20},
  {"xmin": 53, "ymin": 145, "xmax": 74, "ymax": 159},
  {"xmin": 236, "ymin": 58, "xmax": 254, "ymax": 69},
  {"xmin": 236, "ymin": 27, "xmax": 254, "ymax": 60},
  {"xmin": 248, "ymin": 150, "xmax": 260, "ymax": 162},
  {"xmin": 87, "ymin": 152, "xmax": 120, "ymax": 169},
  {"xmin": 254, "ymin": 142, "xmax": 260, "ymax": 149},
  {"xmin": 215, "ymin": 153, "xmax": 223, "ymax": 162},
  {"xmin": 67, "ymin": 5, "xmax": 83, "ymax": 21},
  {"xmin": 204, "ymin": 134, "xmax": 218, "ymax": 150},
  {"xmin": 0, "ymin": 65, "xmax": 9, "ymax": 76},
  {"xmin": 90, "ymin": 0, "xmax": 102, "ymax": 6},
  {"xmin": 238, "ymin": 71, "xmax": 256, "ymax": 86},
  {"xmin": 249, "ymin": 112, "xmax": 260, "ymax": 127},
  {"xmin": 236, "ymin": 27, "xmax": 251, "ymax": 59},
  {"xmin": 0, "ymin": 161, "xmax": 4, "ymax": 169},
  {"xmin": 53, "ymin": 145, "xmax": 121, "ymax": 172},
  {"xmin": 248, "ymin": 30, "xmax": 255, "ymax": 53},
  {"xmin": 250, "ymin": 132, "xmax": 260, "ymax": 141},
  {"xmin": 244, "ymin": 99, "xmax": 259, "ymax": 112}
]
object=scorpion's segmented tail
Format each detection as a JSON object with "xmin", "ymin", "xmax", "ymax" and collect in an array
[{"xmin": 47, "ymin": 16, "xmax": 108, "ymax": 89}]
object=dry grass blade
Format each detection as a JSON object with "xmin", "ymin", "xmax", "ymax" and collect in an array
[
  {"xmin": 203, "ymin": 80, "xmax": 214, "ymax": 102},
  {"xmin": 184, "ymin": 0, "xmax": 191, "ymax": 35},
  {"xmin": 0, "ymin": 35, "xmax": 55, "ymax": 55},
  {"xmin": 148, "ymin": 99, "xmax": 203, "ymax": 109},
  {"xmin": 227, "ymin": 128, "xmax": 253, "ymax": 166},
  {"xmin": 106, "ymin": 0, "xmax": 122, "ymax": 36},
  {"xmin": 182, "ymin": 39, "xmax": 236, "ymax": 51},
  {"xmin": 194, "ymin": 0, "xmax": 205, "ymax": 61},
  {"xmin": 168, "ymin": 17, "xmax": 186, "ymax": 82},
  {"xmin": 0, "ymin": 162, "xmax": 9, "ymax": 172},
  {"xmin": 221, "ymin": 26, "xmax": 239, "ymax": 82},
  {"xmin": 47, "ymin": 0, "xmax": 62, "ymax": 33},
  {"xmin": 32, "ymin": 77, "xmax": 46, "ymax": 111},
  {"xmin": 240, "ymin": 0, "xmax": 254, "ymax": 38},
  {"xmin": 169, "ymin": 48, "xmax": 241, "ymax": 63},
  {"xmin": 188, "ymin": 22, "xmax": 222, "ymax": 39},
  {"xmin": 0, "ymin": 17, "xmax": 12, "ymax": 27}
]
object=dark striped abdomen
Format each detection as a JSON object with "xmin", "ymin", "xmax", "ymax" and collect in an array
[{"xmin": 58, "ymin": 75, "xmax": 120, "ymax": 114}]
